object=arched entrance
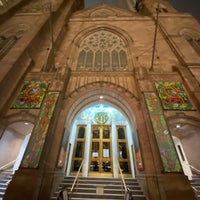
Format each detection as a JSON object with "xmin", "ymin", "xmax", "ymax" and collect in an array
[
  {"xmin": 0, "ymin": 121, "xmax": 33, "ymax": 172},
  {"xmin": 66, "ymin": 104, "xmax": 137, "ymax": 178},
  {"xmin": 168, "ymin": 115, "xmax": 200, "ymax": 179}
]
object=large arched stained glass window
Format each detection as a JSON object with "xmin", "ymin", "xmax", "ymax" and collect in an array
[{"xmin": 77, "ymin": 30, "xmax": 128, "ymax": 71}]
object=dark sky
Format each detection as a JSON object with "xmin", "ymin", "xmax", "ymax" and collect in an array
[
  {"xmin": 168, "ymin": 0, "xmax": 200, "ymax": 21},
  {"xmin": 85, "ymin": 0, "xmax": 200, "ymax": 21}
]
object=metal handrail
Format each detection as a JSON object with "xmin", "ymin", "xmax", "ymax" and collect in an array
[
  {"xmin": 70, "ymin": 160, "xmax": 84, "ymax": 193},
  {"xmin": 0, "ymin": 160, "xmax": 16, "ymax": 171},
  {"xmin": 186, "ymin": 164, "xmax": 200, "ymax": 174},
  {"xmin": 118, "ymin": 162, "xmax": 129, "ymax": 200}
]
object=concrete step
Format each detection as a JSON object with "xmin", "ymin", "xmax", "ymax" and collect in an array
[
  {"xmin": 190, "ymin": 175, "xmax": 200, "ymax": 200},
  {"xmin": 63, "ymin": 176, "xmax": 138, "ymax": 183},
  {"xmin": 0, "ymin": 182, "xmax": 8, "ymax": 187},
  {"xmin": 0, "ymin": 182, "xmax": 9, "ymax": 187},
  {"xmin": 0, "ymin": 191, "xmax": 4, "ymax": 198},
  {"xmin": 0, "ymin": 187, "xmax": 7, "ymax": 192},
  {"xmin": 61, "ymin": 178, "xmax": 140, "ymax": 186},
  {"xmin": 58, "ymin": 184, "xmax": 141, "ymax": 191},
  {"xmin": 55, "ymin": 188, "xmax": 144, "ymax": 195},
  {"xmin": 52, "ymin": 176, "xmax": 147, "ymax": 200},
  {"xmin": 130, "ymin": 194, "xmax": 147, "ymax": 200},
  {"xmin": 68, "ymin": 192, "xmax": 124, "ymax": 199},
  {"xmin": 69, "ymin": 198, "xmax": 121, "ymax": 200},
  {"xmin": 0, "ymin": 172, "xmax": 13, "ymax": 200},
  {"xmin": 52, "ymin": 197, "xmax": 121, "ymax": 200},
  {"xmin": 0, "ymin": 178, "xmax": 11, "ymax": 183},
  {"xmin": 69, "ymin": 198, "xmax": 123, "ymax": 200}
]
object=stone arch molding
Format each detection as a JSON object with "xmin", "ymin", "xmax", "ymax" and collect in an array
[
  {"xmin": 73, "ymin": 24, "xmax": 134, "ymax": 48},
  {"xmin": 64, "ymin": 88, "xmax": 138, "ymax": 132},
  {"xmin": 1, "ymin": 111, "xmax": 36, "ymax": 128},
  {"xmin": 167, "ymin": 113, "xmax": 200, "ymax": 129},
  {"xmin": 66, "ymin": 79, "xmax": 139, "ymax": 101},
  {"xmin": 166, "ymin": 113, "xmax": 200, "ymax": 139},
  {"xmin": 0, "ymin": 23, "xmax": 30, "ymax": 38},
  {"xmin": 72, "ymin": 4, "xmax": 136, "ymax": 18},
  {"xmin": 179, "ymin": 28, "xmax": 200, "ymax": 39},
  {"xmin": 0, "ymin": 23, "xmax": 30, "ymax": 59},
  {"xmin": 62, "ymin": 86, "xmax": 141, "ymax": 178},
  {"xmin": 90, "ymin": 8, "xmax": 116, "ymax": 17},
  {"xmin": 166, "ymin": 113, "xmax": 200, "ymax": 171}
]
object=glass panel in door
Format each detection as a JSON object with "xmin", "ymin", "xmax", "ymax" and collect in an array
[
  {"xmin": 71, "ymin": 125, "xmax": 86, "ymax": 174},
  {"xmin": 117, "ymin": 126, "xmax": 131, "ymax": 175}
]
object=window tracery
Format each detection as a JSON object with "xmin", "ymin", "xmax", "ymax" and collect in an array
[
  {"xmin": 0, "ymin": 0, "xmax": 7, "ymax": 8},
  {"xmin": 184, "ymin": 35, "xmax": 200, "ymax": 56},
  {"xmin": 0, "ymin": 0, "xmax": 22, "ymax": 11},
  {"xmin": 0, "ymin": 35, "xmax": 17, "ymax": 60},
  {"xmin": 0, "ymin": 25, "xmax": 28, "ymax": 60},
  {"xmin": 77, "ymin": 30, "xmax": 128, "ymax": 71}
]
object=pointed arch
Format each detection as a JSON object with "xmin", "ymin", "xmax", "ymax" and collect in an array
[
  {"xmin": 64, "ymin": 87, "xmax": 138, "ymax": 128},
  {"xmin": 179, "ymin": 28, "xmax": 200, "ymax": 56},
  {"xmin": 0, "ymin": 112, "xmax": 35, "ymax": 172},
  {"xmin": 73, "ymin": 24, "xmax": 133, "ymax": 48},
  {"xmin": 73, "ymin": 25, "xmax": 133, "ymax": 71},
  {"xmin": 167, "ymin": 114, "xmax": 200, "ymax": 171}
]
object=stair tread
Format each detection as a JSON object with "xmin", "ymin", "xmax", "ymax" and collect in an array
[
  {"xmin": 0, "ymin": 171, "xmax": 12, "ymax": 200},
  {"xmin": 63, "ymin": 177, "xmax": 138, "ymax": 182},
  {"xmin": 52, "ymin": 198, "xmax": 123, "ymax": 200},
  {"xmin": 71, "ymin": 197, "xmax": 123, "ymax": 200},
  {"xmin": 190, "ymin": 176, "xmax": 200, "ymax": 200},
  {"xmin": 62, "ymin": 182, "xmax": 138, "ymax": 186},
  {"xmin": 56, "ymin": 188, "xmax": 142, "ymax": 196},
  {"xmin": 52, "ymin": 177, "xmax": 146, "ymax": 200},
  {"xmin": 59, "ymin": 183, "xmax": 139, "ymax": 187},
  {"xmin": 0, "ymin": 183, "xmax": 8, "ymax": 186},
  {"xmin": 69, "ymin": 192, "xmax": 124, "ymax": 196},
  {"xmin": 59, "ymin": 187, "xmax": 141, "ymax": 190},
  {"xmin": 63, "ymin": 180, "xmax": 125, "ymax": 183}
]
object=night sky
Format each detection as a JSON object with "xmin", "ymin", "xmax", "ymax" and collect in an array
[
  {"xmin": 85, "ymin": 0, "xmax": 200, "ymax": 21},
  {"xmin": 169, "ymin": 0, "xmax": 200, "ymax": 21}
]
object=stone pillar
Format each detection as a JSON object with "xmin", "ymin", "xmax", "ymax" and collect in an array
[
  {"xmin": 112, "ymin": 123, "xmax": 118, "ymax": 178},
  {"xmin": 162, "ymin": 174, "xmax": 197, "ymax": 200},
  {"xmin": 136, "ymin": 78, "xmax": 198, "ymax": 200},
  {"xmin": 82, "ymin": 123, "xmax": 91, "ymax": 177},
  {"xmin": 4, "ymin": 91, "xmax": 60, "ymax": 200}
]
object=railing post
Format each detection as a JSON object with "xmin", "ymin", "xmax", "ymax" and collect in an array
[
  {"xmin": 118, "ymin": 162, "xmax": 129, "ymax": 199},
  {"xmin": 0, "ymin": 159, "xmax": 16, "ymax": 171},
  {"xmin": 189, "ymin": 164, "xmax": 200, "ymax": 174},
  {"xmin": 124, "ymin": 188, "xmax": 130, "ymax": 200},
  {"xmin": 70, "ymin": 160, "xmax": 84, "ymax": 193}
]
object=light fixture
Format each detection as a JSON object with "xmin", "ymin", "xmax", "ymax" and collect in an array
[
  {"xmin": 24, "ymin": 122, "xmax": 29, "ymax": 126},
  {"xmin": 176, "ymin": 124, "xmax": 181, "ymax": 128},
  {"xmin": 99, "ymin": 96, "xmax": 104, "ymax": 99}
]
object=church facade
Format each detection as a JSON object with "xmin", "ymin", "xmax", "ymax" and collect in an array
[{"xmin": 0, "ymin": 0, "xmax": 200, "ymax": 199}]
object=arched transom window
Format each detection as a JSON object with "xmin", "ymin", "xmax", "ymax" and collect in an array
[{"xmin": 77, "ymin": 30, "xmax": 128, "ymax": 71}]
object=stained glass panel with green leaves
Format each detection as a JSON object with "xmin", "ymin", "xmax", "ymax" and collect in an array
[{"xmin": 155, "ymin": 82, "xmax": 193, "ymax": 110}]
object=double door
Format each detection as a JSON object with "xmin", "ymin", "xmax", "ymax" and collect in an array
[
  {"xmin": 71, "ymin": 125, "xmax": 131, "ymax": 177},
  {"xmin": 89, "ymin": 125, "xmax": 112, "ymax": 176}
]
